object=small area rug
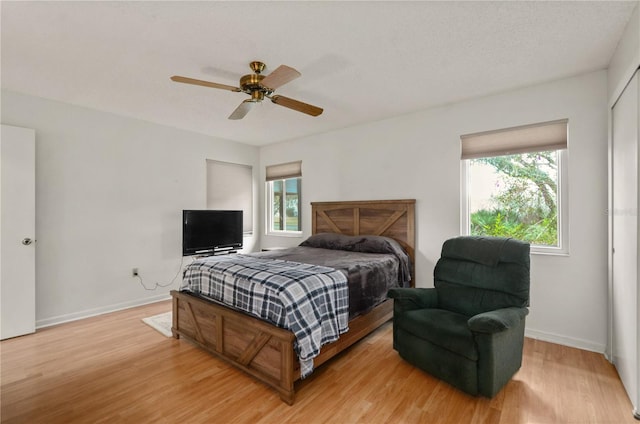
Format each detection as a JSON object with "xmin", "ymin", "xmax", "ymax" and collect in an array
[{"xmin": 142, "ymin": 311, "xmax": 172, "ymax": 337}]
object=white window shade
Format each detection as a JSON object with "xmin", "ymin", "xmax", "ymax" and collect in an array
[
  {"xmin": 266, "ymin": 161, "xmax": 302, "ymax": 181},
  {"xmin": 206, "ymin": 160, "xmax": 253, "ymax": 233},
  {"xmin": 461, "ymin": 119, "xmax": 568, "ymax": 159}
]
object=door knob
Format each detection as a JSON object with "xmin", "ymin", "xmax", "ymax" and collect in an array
[{"xmin": 22, "ymin": 238, "xmax": 33, "ymax": 245}]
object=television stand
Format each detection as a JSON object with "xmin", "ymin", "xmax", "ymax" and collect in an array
[
  {"xmin": 192, "ymin": 248, "xmax": 239, "ymax": 259},
  {"xmin": 212, "ymin": 249, "xmax": 237, "ymax": 256}
]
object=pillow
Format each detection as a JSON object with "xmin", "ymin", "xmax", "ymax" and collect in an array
[
  {"xmin": 300, "ymin": 233, "xmax": 403, "ymax": 254},
  {"xmin": 351, "ymin": 235, "xmax": 404, "ymax": 255},
  {"xmin": 299, "ymin": 233, "xmax": 360, "ymax": 251},
  {"xmin": 300, "ymin": 233, "xmax": 411, "ymax": 285}
]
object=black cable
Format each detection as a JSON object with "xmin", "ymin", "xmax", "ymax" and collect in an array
[{"xmin": 136, "ymin": 256, "xmax": 191, "ymax": 291}]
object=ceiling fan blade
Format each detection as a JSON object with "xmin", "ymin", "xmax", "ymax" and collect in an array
[
  {"xmin": 170, "ymin": 75, "xmax": 241, "ymax": 92},
  {"xmin": 260, "ymin": 65, "xmax": 301, "ymax": 90},
  {"xmin": 270, "ymin": 95, "xmax": 323, "ymax": 117},
  {"xmin": 228, "ymin": 100, "xmax": 256, "ymax": 120}
]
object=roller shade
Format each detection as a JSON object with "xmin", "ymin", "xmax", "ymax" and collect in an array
[
  {"xmin": 461, "ymin": 119, "xmax": 568, "ymax": 160},
  {"xmin": 265, "ymin": 160, "xmax": 302, "ymax": 181}
]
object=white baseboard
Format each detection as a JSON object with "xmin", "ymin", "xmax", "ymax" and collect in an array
[
  {"xmin": 35, "ymin": 294, "xmax": 171, "ymax": 329},
  {"xmin": 525, "ymin": 328, "xmax": 606, "ymax": 354},
  {"xmin": 36, "ymin": 298, "xmax": 608, "ymax": 356}
]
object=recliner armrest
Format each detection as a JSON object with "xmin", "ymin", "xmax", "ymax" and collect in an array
[
  {"xmin": 467, "ymin": 307, "xmax": 529, "ymax": 334},
  {"xmin": 387, "ymin": 288, "xmax": 438, "ymax": 312}
]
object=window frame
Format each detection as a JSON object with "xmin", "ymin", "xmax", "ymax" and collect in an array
[
  {"xmin": 460, "ymin": 149, "xmax": 569, "ymax": 256},
  {"xmin": 266, "ymin": 177, "xmax": 303, "ymax": 237}
]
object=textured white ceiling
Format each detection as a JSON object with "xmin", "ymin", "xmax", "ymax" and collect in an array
[{"xmin": 1, "ymin": 1, "xmax": 636, "ymax": 146}]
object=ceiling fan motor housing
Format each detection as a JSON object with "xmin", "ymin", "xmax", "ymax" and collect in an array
[{"xmin": 239, "ymin": 73, "xmax": 272, "ymax": 101}]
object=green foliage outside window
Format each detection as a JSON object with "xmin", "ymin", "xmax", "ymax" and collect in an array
[
  {"xmin": 469, "ymin": 151, "xmax": 559, "ymax": 246},
  {"xmin": 270, "ymin": 178, "xmax": 301, "ymax": 232}
]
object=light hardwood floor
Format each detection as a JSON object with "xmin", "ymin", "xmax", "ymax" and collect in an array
[{"xmin": 1, "ymin": 300, "xmax": 636, "ymax": 424}]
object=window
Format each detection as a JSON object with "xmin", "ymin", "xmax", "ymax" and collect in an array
[
  {"xmin": 206, "ymin": 160, "xmax": 253, "ymax": 234},
  {"xmin": 460, "ymin": 119, "xmax": 568, "ymax": 254},
  {"xmin": 266, "ymin": 161, "xmax": 302, "ymax": 235}
]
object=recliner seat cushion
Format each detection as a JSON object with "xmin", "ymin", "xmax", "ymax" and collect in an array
[{"xmin": 398, "ymin": 308, "xmax": 478, "ymax": 361}]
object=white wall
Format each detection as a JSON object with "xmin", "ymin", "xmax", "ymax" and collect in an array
[
  {"xmin": 1, "ymin": 90, "xmax": 259, "ymax": 327},
  {"xmin": 608, "ymin": 2, "xmax": 640, "ymax": 106},
  {"xmin": 260, "ymin": 70, "xmax": 609, "ymax": 352}
]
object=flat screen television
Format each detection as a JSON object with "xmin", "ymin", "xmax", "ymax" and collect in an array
[{"xmin": 182, "ymin": 210, "xmax": 243, "ymax": 256}]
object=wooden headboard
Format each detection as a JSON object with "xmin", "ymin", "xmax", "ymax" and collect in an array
[{"xmin": 310, "ymin": 199, "xmax": 416, "ymax": 277}]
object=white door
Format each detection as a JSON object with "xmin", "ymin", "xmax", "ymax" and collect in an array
[
  {"xmin": 612, "ymin": 69, "xmax": 639, "ymax": 416},
  {"xmin": 0, "ymin": 125, "xmax": 36, "ymax": 339}
]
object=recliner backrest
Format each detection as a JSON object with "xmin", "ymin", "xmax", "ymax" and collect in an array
[{"xmin": 434, "ymin": 236, "xmax": 530, "ymax": 317}]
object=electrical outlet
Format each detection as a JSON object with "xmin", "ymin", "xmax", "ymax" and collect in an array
[{"xmin": 132, "ymin": 268, "xmax": 139, "ymax": 277}]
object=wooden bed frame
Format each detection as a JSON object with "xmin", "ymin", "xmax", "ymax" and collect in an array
[{"xmin": 170, "ymin": 199, "xmax": 415, "ymax": 404}]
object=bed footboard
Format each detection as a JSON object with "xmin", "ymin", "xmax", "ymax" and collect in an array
[
  {"xmin": 171, "ymin": 290, "xmax": 394, "ymax": 404},
  {"xmin": 171, "ymin": 290, "xmax": 297, "ymax": 404}
]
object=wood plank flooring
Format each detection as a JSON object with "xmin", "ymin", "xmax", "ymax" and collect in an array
[{"xmin": 1, "ymin": 300, "xmax": 636, "ymax": 424}]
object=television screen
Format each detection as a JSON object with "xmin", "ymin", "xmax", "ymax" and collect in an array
[{"xmin": 182, "ymin": 210, "xmax": 243, "ymax": 256}]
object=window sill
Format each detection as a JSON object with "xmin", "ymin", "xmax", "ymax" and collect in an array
[
  {"xmin": 266, "ymin": 231, "xmax": 303, "ymax": 238},
  {"xmin": 530, "ymin": 247, "xmax": 569, "ymax": 257}
]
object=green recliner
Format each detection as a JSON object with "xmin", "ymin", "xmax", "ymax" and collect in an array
[{"xmin": 388, "ymin": 236, "xmax": 530, "ymax": 397}]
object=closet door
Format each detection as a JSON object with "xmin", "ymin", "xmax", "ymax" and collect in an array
[{"xmin": 611, "ymin": 69, "xmax": 639, "ymax": 418}]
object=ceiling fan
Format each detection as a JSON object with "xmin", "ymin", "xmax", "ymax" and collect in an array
[{"xmin": 171, "ymin": 61, "xmax": 323, "ymax": 120}]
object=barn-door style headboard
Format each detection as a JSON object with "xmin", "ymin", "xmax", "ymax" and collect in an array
[{"xmin": 310, "ymin": 199, "xmax": 416, "ymax": 273}]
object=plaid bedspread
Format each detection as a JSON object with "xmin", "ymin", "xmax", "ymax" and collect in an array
[{"xmin": 181, "ymin": 254, "xmax": 349, "ymax": 378}]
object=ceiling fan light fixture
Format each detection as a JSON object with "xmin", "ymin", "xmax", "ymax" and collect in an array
[
  {"xmin": 171, "ymin": 61, "xmax": 322, "ymax": 120},
  {"xmin": 251, "ymin": 90, "xmax": 265, "ymax": 102}
]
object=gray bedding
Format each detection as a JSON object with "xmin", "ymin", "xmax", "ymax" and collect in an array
[{"xmin": 248, "ymin": 235, "xmax": 411, "ymax": 319}]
